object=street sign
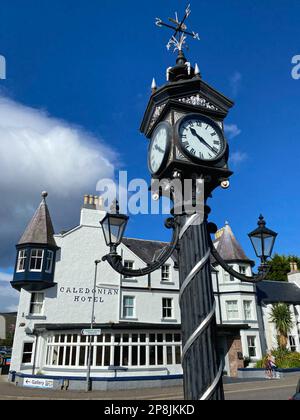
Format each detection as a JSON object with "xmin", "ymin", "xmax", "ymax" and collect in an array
[
  {"xmin": 81, "ymin": 329, "xmax": 102, "ymax": 337},
  {"xmin": 23, "ymin": 378, "xmax": 54, "ymax": 389}
]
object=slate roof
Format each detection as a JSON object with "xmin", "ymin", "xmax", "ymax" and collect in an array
[
  {"xmin": 18, "ymin": 194, "xmax": 57, "ymax": 247},
  {"xmin": 122, "ymin": 238, "xmax": 177, "ymax": 265},
  {"xmin": 256, "ymin": 281, "xmax": 300, "ymax": 305},
  {"xmin": 213, "ymin": 223, "xmax": 254, "ymax": 265}
]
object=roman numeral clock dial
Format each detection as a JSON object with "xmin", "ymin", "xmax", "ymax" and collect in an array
[
  {"xmin": 148, "ymin": 122, "xmax": 172, "ymax": 175},
  {"xmin": 177, "ymin": 115, "xmax": 226, "ymax": 162}
]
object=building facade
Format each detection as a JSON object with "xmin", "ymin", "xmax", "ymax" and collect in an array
[
  {"xmin": 257, "ymin": 268, "xmax": 300, "ymax": 353},
  {"xmin": 9, "ymin": 193, "xmax": 275, "ymax": 390},
  {"xmin": 0, "ymin": 313, "xmax": 17, "ymax": 342}
]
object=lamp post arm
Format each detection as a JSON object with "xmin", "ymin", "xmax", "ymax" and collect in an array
[
  {"xmin": 208, "ymin": 235, "xmax": 270, "ymax": 284},
  {"xmin": 103, "ymin": 218, "xmax": 180, "ymax": 277}
]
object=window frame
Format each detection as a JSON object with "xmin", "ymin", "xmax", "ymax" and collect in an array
[
  {"xmin": 247, "ymin": 336, "xmax": 257, "ymax": 358},
  {"xmin": 29, "ymin": 292, "xmax": 45, "ymax": 316},
  {"xmin": 122, "ymin": 296, "xmax": 135, "ymax": 319},
  {"xmin": 162, "ymin": 298, "xmax": 173, "ymax": 320},
  {"xmin": 29, "ymin": 249, "xmax": 44, "ymax": 272},
  {"xmin": 22, "ymin": 342, "xmax": 34, "ymax": 365},
  {"xmin": 226, "ymin": 300, "xmax": 239, "ymax": 320},
  {"xmin": 161, "ymin": 264, "xmax": 171, "ymax": 283},
  {"xmin": 123, "ymin": 261, "xmax": 135, "ymax": 280},
  {"xmin": 243, "ymin": 300, "xmax": 253, "ymax": 321},
  {"xmin": 239, "ymin": 265, "xmax": 247, "ymax": 275},
  {"xmin": 289, "ymin": 336, "xmax": 297, "ymax": 352},
  {"xmin": 45, "ymin": 250, "xmax": 54, "ymax": 274},
  {"xmin": 17, "ymin": 249, "xmax": 27, "ymax": 273}
]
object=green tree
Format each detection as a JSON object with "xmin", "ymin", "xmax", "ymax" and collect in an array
[
  {"xmin": 266, "ymin": 254, "xmax": 300, "ymax": 282},
  {"xmin": 270, "ymin": 303, "xmax": 294, "ymax": 349}
]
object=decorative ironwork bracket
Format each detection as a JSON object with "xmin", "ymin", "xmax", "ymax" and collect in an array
[
  {"xmin": 207, "ymin": 223, "xmax": 270, "ymax": 284},
  {"xmin": 102, "ymin": 217, "xmax": 180, "ymax": 277}
]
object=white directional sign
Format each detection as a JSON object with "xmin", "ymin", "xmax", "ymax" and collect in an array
[
  {"xmin": 23, "ymin": 378, "xmax": 54, "ymax": 389},
  {"xmin": 81, "ymin": 329, "xmax": 102, "ymax": 337}
]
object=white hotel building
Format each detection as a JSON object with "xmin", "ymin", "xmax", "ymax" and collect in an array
[{"xmin": 9, "ymin": 193, "xmax": 300, "ymax": 390}]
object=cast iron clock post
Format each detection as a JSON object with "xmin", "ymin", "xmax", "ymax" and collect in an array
[
  {"xmin": 101, "ymin": 5, "xmax": 277, "ymax": 401},
  {"xmin": 141, "ymin": 6, "xmax": 233, "ymax": 400}
]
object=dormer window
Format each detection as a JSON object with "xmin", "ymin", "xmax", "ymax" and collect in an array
[
  {"xmin": 17, "ymin": 250, "xmax": 27, "ymax": 272},
  {"xmin": 29, "ymin": 249, "xmax": 44, "ymax": 272},
  {"xmin": 161, "ymin": 265, "xmax": 171, "ymax": 282},
  {"xmin": 45, "ymin": 250, "xmax": 54, "ymax": 273}
]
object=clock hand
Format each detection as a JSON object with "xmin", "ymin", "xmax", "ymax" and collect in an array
[
  {"xmin": 154, "ymin": 145, "xmax": 164, "ymax": 154},
  {"xmin": 190, "ymin": 128, "xmax": 217, "ymax": 154}
]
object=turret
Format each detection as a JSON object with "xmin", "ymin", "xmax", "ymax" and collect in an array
[{"xmin": 11, "ymin": 192, "xmax": 59, "ymax": 291}]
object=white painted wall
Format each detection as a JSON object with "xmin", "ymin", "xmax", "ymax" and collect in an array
[{"xmin": 0, "ymin": 315, "xmax": 5, "ymax": 340}]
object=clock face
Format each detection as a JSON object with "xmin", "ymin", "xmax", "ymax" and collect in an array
[
  {"xmin": 148, "ymin": 122, "xmax": 171, "ymax": 175},
  {"xmin": 178, "ymin": 115, "xmax": 226, "ymax": 162}
]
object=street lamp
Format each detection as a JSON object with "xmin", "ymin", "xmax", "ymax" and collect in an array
[
  {"xmin": 101, "ymin": 211, "xmax": 129, "ymax": 255},
  {"xmin": 248, "ymin": 215, "xmax": 278, "ymax": 267}
]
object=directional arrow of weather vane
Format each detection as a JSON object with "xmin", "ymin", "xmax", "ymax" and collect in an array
[{"xmin": 155, "ymin": 3, "xmax": 200, "ymax": 52}]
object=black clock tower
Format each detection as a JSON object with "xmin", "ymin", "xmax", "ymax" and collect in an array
[{"xmin": 140, "ymin": 7, "xmax": 234, "ymax": 401}]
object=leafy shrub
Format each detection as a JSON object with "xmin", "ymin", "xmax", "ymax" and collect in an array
[{"xmin": 256, "ymin": 350, "xmax": 300, "ymax": 369}]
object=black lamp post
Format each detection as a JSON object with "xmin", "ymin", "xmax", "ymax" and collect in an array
[{"xmin": 248, "ymin": 215, "xmax": 278, "ymax": 268}]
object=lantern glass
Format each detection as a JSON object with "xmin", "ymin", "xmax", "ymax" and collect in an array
[
  {"xmin": 100, "ymin": 213, "xmax": 129, "ymax": 248},
  {"xmin": 248, "ymin": 216, "xmax": 277, "ymax": 261}
]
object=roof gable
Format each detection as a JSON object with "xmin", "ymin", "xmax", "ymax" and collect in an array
[
  {"xmin": 214, "ymin": 223, "xmax": 253, "ymax": 264},
  {"xmin": 18, "ymin": 194, "xmax": 57, "ymax": 247}
]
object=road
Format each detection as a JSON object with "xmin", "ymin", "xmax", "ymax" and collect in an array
[{"xmin": 0, "ymin": 375, "xmax": 298, "ymax": 400}]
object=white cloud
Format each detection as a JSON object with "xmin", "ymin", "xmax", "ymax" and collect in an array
[
  {"xmin": 230, "ymin": 71, "xmax": 242, "ymax": 96},
  {"xmin": 0, "ymin": 272, "xmax": 12, "ymax": 282},
  {"xmin": 230, "ymin": 151, "xmax": 248, "ymax": 165},
  {"xmin": 0, "ymin": 96, "xmax": 118, "ymax": 267},
  {"xmin": 0, "ymin": 272, "xmax": 18, "ymax": 312},
  {"xmin": 224, "ymin": 124, "xmax": 241, "ymax": 140}
]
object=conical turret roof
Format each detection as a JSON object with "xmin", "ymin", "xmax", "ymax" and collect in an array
[
  {"xmin": 214, "ymin": 222, "xmax": 253, "ymax": 265},
  {"xmin": 18, "ymin": 192, "xmax": 57, "ymax": 247}
]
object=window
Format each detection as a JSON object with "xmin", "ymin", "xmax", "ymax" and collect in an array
[
  {"xmin": 124, "ymin": 261, "xmax": 134, "ymax": 279},
  {"xmin": 22, "ymin": 343, "xmax": 33, "ymax": 364},
  {"xmin": 162, "ymin": 298, "xmax": 173, "ymax": 319},
  {"xmin": 247, "ymin": 336, "xmax": 257, "ymax": 358},
  {"xmin": 226, "ymin": 301, "xmax": 239, "ymax": 320},
  {"xmin": 289, "ymin": 336, "xmax": 297, "ymax": 352},
  {"xmin": 239, "ymin": 266, "xmax": 246, "ymax": 275},
  {"xmin": 29, "ymin": 249, "xmax": 44, "ymax": 272},
  {"xmin": 45, "ymin": 250, "xmax": 54, "ymax": 273},
  {"xmin": 17, "ymin": 250, "xmax": 27, "ymax": 272},
  {"xmin": 161, "ymin": 265, "xmax": 171, "ymax": 282},
  {"xmin": 123, "ymin": 296, "xmax": 135, "ymax": 318},
  {"xmin": 45, "ymin": 332, "xmax": 183, "ymax": 369},
  {"xmin": 243, "ymin": 301, "xmax": 253, "ymax": 321},
  {"xmin": 30, "ymin": 292, "xmax": 44, "ymax": 315}
]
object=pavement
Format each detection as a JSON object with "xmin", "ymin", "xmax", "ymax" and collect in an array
[{"xmin": 0, "ymin": 374, "xmax": 298, "ymax": 400}]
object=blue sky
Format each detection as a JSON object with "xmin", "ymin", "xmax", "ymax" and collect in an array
[{"xmin": 1, "ymin": 0, "xmax": 300, "ymax": 310}]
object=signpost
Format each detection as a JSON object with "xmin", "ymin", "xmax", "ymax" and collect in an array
[
  {"xmin": 23, "ymin": 378, "xmax": 54, "ymax": 389},
  {"xmin": 81, "ymin": 329, "xmax": 102, "ymax": 337}
]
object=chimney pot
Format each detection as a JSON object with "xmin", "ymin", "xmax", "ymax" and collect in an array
[
  {"xmin": 84, "ymin": 195, "xmax": 89, "ymax": 205},
  {"xmin": 89, "ymin": 195, "xmax": 94, "ymax": 205}
]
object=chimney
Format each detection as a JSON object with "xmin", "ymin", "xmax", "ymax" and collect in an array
[
  {"xmin": 84, "ymin": 195, "xmax": 89, "ymax": 206},
  {"xmin": 288, "ymin": 261, "xmax": 300, "ymax": 288}
]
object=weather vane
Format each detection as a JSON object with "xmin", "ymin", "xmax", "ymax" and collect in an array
[{"xmin": 155, "ymin": 4, "xmax": 200, "ymax": 53}]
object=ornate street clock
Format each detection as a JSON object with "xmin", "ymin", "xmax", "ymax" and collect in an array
[{"xmin": 141, "ymin": 47, "xmax": 234, "ymax": 195}]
